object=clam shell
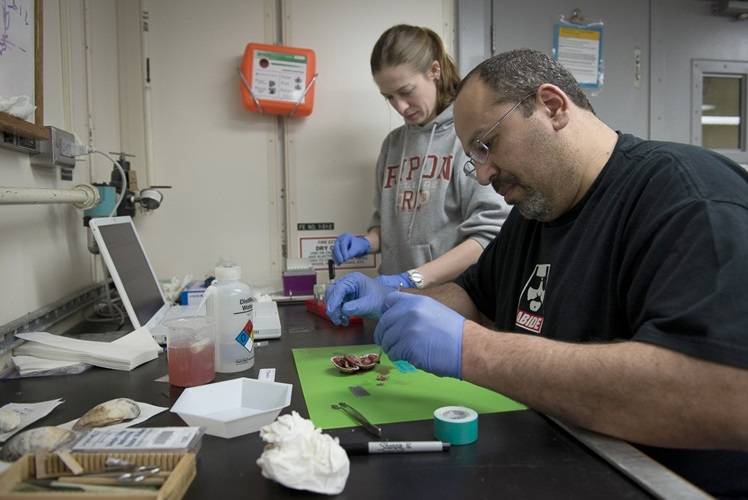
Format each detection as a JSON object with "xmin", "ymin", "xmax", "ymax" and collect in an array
[
  {"xmin": 73, "ymin": 398, "xmax": 141, "ymax": 430},
  {"xmin": 331, "ymin": 353, "xmax": 380, "ymax": 373},
  {"xmin": 354, "ymin": 353, "xmax": 379, "ymax": 371},
  {"xmin": 0, "ymin": 426, "xmax": 76, "ymax": 461},
  {"xmin": 0, "ymin": 408, "xmax": 21, "ymax": 433},
  {"xmin": 331, "ymin": 355, "xmax": 359, "ymax": 373}
]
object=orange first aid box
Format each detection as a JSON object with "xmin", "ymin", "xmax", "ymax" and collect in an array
[{"xmin": 240, "ymin": 43, "xmax": 316, "ymax": 117}]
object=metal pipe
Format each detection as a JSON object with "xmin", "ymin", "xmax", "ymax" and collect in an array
[
  {"xmin": 0, "ymin": 184, "xmax": 100, "ymax": 209},
  {"xmin": 141, "ymin": 0, "xmax": 155, "ymax": 188}
]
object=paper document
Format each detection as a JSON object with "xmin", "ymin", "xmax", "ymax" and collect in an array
[
  {"xmin": 0, "ymin": 399, "xmax": 65, "ymax": 442},
  {"xmin": 15, "ymin": 327, "xmax": 162, "ymax": 371},
  {"xmin": 10, "ymin": 355, "xmax": 89, "ymax": 376}
]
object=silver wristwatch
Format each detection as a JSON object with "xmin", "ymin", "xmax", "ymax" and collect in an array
[{"xmin": 406, "ymin": 269, "xmax": 426, "ymax": 289}]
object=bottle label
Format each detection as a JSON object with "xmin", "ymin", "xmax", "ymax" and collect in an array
[
  {"xmin": 234, "ymin": 319, "xmax": 254, "ymax": 353},
  {"xmin": 239, "ymin": 297, "xmax": 255, "ymax": 313}
]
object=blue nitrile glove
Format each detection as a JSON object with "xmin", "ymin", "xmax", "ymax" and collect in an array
[
  {"xmin": 332, "ymin": 233, "xmax": 371, "ymax": 265},
  {"xmin": 374, "ymin": 292, "xmax": 465, "ymax": 378},
  {"xmin": 374, "ymin": 272, "xmax": 414, "ymax": 290},
  {"xmin": 324, "ymin": 272, "xmax": 389, "ymax": 326}
]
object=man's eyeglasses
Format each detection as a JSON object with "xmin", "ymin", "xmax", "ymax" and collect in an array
[{"xmin": 463, "ymin": 92, "xmax": 536, "ymax": 178}]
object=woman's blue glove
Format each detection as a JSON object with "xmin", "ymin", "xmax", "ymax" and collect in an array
[
  {"xmin": 331, "ymin": 233, "xmax": 370, "ymax": 265},
  {"xmin": 374, "ymin": 292, "xmax": 465, "ymax": 378},
  {"xmin": 374, "ymin": 272, "xmax": 414, "ymax": 290},
  {"xmin": 324, "ymin": 272, "xmax": 389, "ymax": 326}
]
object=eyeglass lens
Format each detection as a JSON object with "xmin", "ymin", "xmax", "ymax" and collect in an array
[{"xmin": 462, "ymin": 92, "xmax": 535, "ymax": 178}]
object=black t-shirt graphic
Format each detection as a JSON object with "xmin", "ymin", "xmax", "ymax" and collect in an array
[{"xmin": 515, "ymin": 263, "xmax": 549, "ymax": 334}]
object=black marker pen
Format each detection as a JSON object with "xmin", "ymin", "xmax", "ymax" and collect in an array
[
  {"xmin": 342, "ymin": 441, "xmax": 450, "ymax": 455},
  {"xmin": 328, "ymin": 258, "xmax": 336, "ymax": 281}
]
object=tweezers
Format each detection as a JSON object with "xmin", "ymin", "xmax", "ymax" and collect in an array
[{"xmin": 334, "ymin": 402, "xmax": 382, "ymax": 438}]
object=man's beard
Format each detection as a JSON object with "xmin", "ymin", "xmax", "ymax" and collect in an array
[
  {"xmin": 517, "ymin": 189, "xmax": 553, "ymax": 221},
  {"xmin": 491, "ymin": 176, "xmax": 553, "ymax": 221}
]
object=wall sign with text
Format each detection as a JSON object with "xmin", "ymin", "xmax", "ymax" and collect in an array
[
  {"xmin": 299, "ymin": 236, "xmax": 376, "ymax": 270},
  {"xmin": 552, "ymin": 18, "xmax": 605, "ymax": 92}
]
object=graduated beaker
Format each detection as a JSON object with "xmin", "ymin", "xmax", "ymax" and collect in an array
[{"xmin": 165, "ymin": 316, "xmax": 215, "ymax": 387}]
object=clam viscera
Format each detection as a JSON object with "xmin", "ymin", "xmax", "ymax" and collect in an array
[{"xmin": 331, "ymin": 353, "xmax": 379, "ymax": 373}]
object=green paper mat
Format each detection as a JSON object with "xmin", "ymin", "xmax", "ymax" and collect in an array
[{"xmin": 292, "ymin": 344, "xmax": 525, "ymax": 430}]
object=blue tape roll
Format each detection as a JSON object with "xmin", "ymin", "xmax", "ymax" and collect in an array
[
  {"xmin": 84, "ymin": 185, "xmax": 117, "ymax": 218},
  {"xmin": 433, "ymin": 406, "xmax": 478, "ymax": 445}
]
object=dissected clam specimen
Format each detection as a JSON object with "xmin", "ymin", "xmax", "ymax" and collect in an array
[
  {"xmin": 331, "ymin": 354, "xmax": 360, "ymax": 373},
  {"xmin": 0, "ymin": 426, "xmax": 76, "ymax": 461},
  {"xmin": 355, "ymin": 353, "xmax": 379, "ymax": 371},
  {"xmin": 331, "ymin": 353, "xmax": 380, "ymax": 373},
  {"xmin": 0, "ymin": 408, "xmax": 21, "ymax": 433},
  {"xmin": 73, "ymin": 398, "xmax": 141, "ymax": 430}
]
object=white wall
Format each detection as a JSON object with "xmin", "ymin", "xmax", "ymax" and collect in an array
[
  {"xmin": 1, "ymin": 0, "xmax": 454, "ymax": 326},
  {"xmin": 120, "ymin": 0, "xmax": 454, "ymax": 287},
  {"xmin": 126, "ymin": 0, "xmax": 282, "ymax": 290},
  {"xmin": 0, "ymin": 0, "xmax": 119, "ymax": 326}
]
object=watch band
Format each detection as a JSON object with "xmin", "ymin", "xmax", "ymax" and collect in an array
[{"xmin": 406, "ymin": 269, "xmax": 426, "ymax": 289}]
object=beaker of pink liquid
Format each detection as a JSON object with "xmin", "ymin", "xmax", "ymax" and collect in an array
[{"xmin": 165, "ymin": 316, "xmax": 216, "ymax": 387}]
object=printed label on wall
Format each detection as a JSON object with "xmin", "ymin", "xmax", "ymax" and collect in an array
[
  {"xmin": 552, "ymin": 21, "xmax": 605, "ymax": 91},
  {"xmin": 298, "ymin": 222, "xmax": 335, "ymax": 231},
  {"xmin": 300, "ymin": 236, "xmax": 376, "ymax": 270},
  {"xmin": 252, "ymin": 50, "xmax": 308, "ymax": 103},
  {"xmin": 557, "ymin": 27, "xmax": 600, "ymax": 85}
]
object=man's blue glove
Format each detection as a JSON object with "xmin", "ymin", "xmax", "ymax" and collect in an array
[
  {"xmin": 324, "ymin": 272, "xmax": 389, "ymax": 326},
  {"xmin": 374, "ymin": 292, "xmax": 465, "ymax": 378},
  {"xmin": 374, "ymin": 272, "xmax": 414, "ymax": 290},
  {"xmin": 331, "ymin": 233, "xmax": 370, "ymax": 265}
]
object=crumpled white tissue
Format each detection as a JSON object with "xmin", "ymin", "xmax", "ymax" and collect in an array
[
  {"xmin": 256, "ymin": 411, "xmax": 349, "ymax": 495},
  {"xmin": 0, "ymin": 95, "xmax": 36, "ymax": 120}
]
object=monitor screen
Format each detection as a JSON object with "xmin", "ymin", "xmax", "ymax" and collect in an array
[{"xmin": 97, "ymin": 222, "xmax": 165, "ymax": 326}]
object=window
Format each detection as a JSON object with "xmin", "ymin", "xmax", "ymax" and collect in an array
[
  {"xmin": 702, "ymin": 75, "xmax": 742, "ymax": 149},
  {"xmin": 692, "ymin": 60, "xmax": 748, "ymax": 163}
]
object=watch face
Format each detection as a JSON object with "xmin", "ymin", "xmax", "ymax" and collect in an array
[{"xmin": 408, "ymin": 270, "xmax": 425, "ymax": 288}]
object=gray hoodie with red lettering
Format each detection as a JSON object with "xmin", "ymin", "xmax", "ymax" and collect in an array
[{"xmin": 368, "ymin": 104, "xmax": 510, "ymax": 274}]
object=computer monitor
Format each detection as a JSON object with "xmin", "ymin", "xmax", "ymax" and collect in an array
[{"xmin": 88, "ymin": 216, "xmax": 169, "ymax": 334}]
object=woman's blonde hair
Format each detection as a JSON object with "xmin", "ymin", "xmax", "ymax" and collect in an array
[{"xmin": 370, "ymin": 24, "xmax": 460, "ymax": 115}]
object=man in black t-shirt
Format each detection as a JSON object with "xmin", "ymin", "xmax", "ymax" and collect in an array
[{"xmin": 325, "ymin": 49, "xmax": 748, "ymax": 496}]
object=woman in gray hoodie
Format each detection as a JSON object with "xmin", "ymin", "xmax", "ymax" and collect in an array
[{"xmin": 331, "ymin": 24, "xmax": 509, "ymax": 290}]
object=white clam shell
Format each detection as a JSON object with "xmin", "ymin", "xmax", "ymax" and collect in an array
[
  {"xmin": 331, "ymin": 353, "xmax": 380, "ymax": 373},
  {"xmin": 0, "ymin": 426, "xmax": 76, "ymax": 461},
  {"xmin": 73, "ymin": 398, "xmax": 141, "ymax": 430},
  {"xmin": 354, "ymin": 353, "xmax": 379, "ymax": 371},
  {"xmin": 331, "ymin": 355, "xmax": 359, "ymax": 373},
  {"xmin": 0, "ymin": 408, "xmax": 21, "ymax": 433}
]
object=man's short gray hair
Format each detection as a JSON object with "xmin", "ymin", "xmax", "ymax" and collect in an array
[{"xmin": 459, "ymin": 49, "xmax": 595, "ymax": 116}]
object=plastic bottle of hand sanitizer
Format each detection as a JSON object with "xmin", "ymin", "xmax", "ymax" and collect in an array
[{"xmin": 207, "ymin": 262, "xmax": 255, "ymax": 373}]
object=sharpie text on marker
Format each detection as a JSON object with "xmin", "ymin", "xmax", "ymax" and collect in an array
[{"xmin": 342, "ymin": 441, "xmax": 451, "ymax": 455}]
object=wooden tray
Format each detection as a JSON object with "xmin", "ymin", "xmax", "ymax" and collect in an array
[{"xmin": 0, "ymin": 452, "xmax": 196, "ymax": 499}]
